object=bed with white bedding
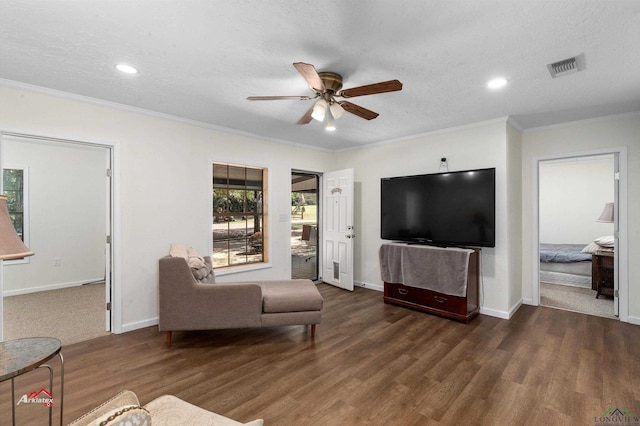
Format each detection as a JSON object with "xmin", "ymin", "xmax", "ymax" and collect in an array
[
  {"xmin": 539, "ymin": 243, "xmax": 592, "ymax": 288},
  {"xmin": 539, "ymin": 238, "xmax": 614, "ymax": 288}
]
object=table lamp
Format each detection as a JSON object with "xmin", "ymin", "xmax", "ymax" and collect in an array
[
  {"xmin": 0, "ymin": 195, "xmax": 34, "ymax": 259},
  {"xmin": 596, "ymin": 202, "xmax": 614, "ymax": 223}
]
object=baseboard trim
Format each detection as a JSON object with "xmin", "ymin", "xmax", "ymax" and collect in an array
[
  {"xmin": 354, "ymin": 281, "xmax": 383, "ymax": 292},
  {"xmin": 116, "ymin": 300, "xmax": 637, "ymax": 335},
  {"xmin": 121, "ymin": 317, "xmax": 158, "ymax": 333},
  {"xmin": 482, "ymin": 300, "xmax": 523, "ymax": 320},
  {"xmin": 627, "ymin": 315, "xmax": 640, "ymax": 326},
  {"xmin": 510, "ymin": 300, "xmax": 524, "ymax": 317},
  {"xmin": 479, "ymin": 306, "xmax": 510, "ymax": 319},
  {"xmin": 3, "ymin": 278, "xmax": 104, "ymax": 297}
]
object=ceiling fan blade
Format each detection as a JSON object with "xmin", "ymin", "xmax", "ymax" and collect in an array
[
  {"xmin": 339, "ymin": 79, "xmax": 403, "ymax": 98},
  {"xmin": 297, "ymin": 106, "xmax": 314, "ymax": 125},
  {"xmin": 247, "ymin": 95, "xmax": 311, "ymax": 101},
  {"xmin": 339, "ymin": 101, "xmax": 379, "ymax": 120},
  {"xmin": 293, "ymin": 62, "xmax": 325, "ymax": 92}
]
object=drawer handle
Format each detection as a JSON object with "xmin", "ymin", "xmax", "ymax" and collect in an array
[
  {"xmin": 434, "ymin": 296, "xmax": 447, "ymax": 303},
  {"xmin": 398, "ymin": 288, "xmax": 408, "ymax": 295}
]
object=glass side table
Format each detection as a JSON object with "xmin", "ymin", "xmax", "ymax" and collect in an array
[{"xmin": 0, "ymin": 337, "xmax": 64, "ymax": 426}]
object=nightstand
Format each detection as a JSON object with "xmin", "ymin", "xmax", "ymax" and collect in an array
[{"xmin": 592, "ymin": 251, "xmax": 614, "ymax": 299}]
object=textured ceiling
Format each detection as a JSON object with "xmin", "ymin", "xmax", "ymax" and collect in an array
[{"xmin": 1, "ymin": 0, "xmax": 639, "ymax": 151}]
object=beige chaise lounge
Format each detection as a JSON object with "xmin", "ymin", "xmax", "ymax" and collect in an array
[{"xmin": 159, "ymin": 256, "xmax": 323, "ymax": 347}]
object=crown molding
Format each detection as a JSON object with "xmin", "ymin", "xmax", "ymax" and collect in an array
[
  {"xmin": 522, "ymin": 110, "xmax": 640, "ymax": 134},
  {"xmin": 0, "ymin": 78, "xmax": 333, "ymax": 153},
  {"xmin": 337, "ymin": 116, "xmax": 512, "ymax": 153}
]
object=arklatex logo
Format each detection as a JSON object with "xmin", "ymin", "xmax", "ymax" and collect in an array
[{"xmin": 17, "ymin": 388, "xmax": 54, "ymax": 407}]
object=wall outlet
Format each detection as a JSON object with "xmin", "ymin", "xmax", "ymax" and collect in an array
[{"xmin": 53, "ymin": 257, "xmax": 62, "ymax": 267}]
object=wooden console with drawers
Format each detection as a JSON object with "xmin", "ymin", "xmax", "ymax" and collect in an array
[{"xmin": 382, "ymin": 245, "xmax": 480, "ymax": 323}]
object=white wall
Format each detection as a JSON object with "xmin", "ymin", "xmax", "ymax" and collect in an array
[
  {"xmin": 539, "ymin": 155, "xmax": 614, "ymax": 244},
  {"xmin": 506, "ymin": 123, "xmax": 523, "ymax": 313},
  {"xmin": 0, "ymin": 84, "xmax": 335, "ymax": 333},
  {"xmin": 521, "ymin": 113, "xmax": 640, "ymax": 324},
  {"xmin": 2, "ymin": 136, "xmax": 106, "ymax": 295},
  {"xmin": 335, "ymin": 120, "xmax": 520, "ymax": 318},
  {"xmin": 2, "ymin": 82, "xmax": 637, "ymax": 332}
]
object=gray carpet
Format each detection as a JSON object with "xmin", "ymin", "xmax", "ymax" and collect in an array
[
  {"xmin": 3, "ymin": 282, "xmax": 110, "ymax": 345},
  {"xmin": 540, "ymin": 282, "xmax": 616, "ymax": 319}
]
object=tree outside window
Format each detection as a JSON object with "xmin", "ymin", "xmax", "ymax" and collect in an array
[
  {"xmin": 212, "ymin": 163, "xmax": 267, "ymax": 268},
  {"xmin": 2, "ymin": 168, "xmax": 25, "ymax": 240}
]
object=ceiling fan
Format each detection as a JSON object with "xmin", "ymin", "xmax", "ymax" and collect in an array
[{"xmin": 248, "ymin": 62, "xmax": 402, "ymax": 127}]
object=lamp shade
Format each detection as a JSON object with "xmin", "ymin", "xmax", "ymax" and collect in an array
[
  {"xmin": 0, "ymin": 195, "xmax": 34, "ymax": 260},
  {"xmin": 596, "ymin": 202, "xmax": 614, "ymax": 223}
]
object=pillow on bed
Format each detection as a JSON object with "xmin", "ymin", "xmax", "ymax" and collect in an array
[
  {"xmin": 581, "ymin": 242, "xmax": 598, "ymax": 254},
  {"xmin": 594, "ymin": 235, "xmax": 615, "ymax": 248},
  {"xmin": 581, "ymin": 242, "xmax": 614, "ymax": 254}
]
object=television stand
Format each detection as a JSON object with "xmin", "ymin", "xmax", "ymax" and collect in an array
[{"xmin": 381, "ymin": 243, "xmax": 480, "ymax": 323}]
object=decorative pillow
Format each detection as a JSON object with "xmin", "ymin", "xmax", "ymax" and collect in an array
[
  {"xmin": 186, "ymin": 246, "xmax": 206, "ymax": 268},
  {"xmin": 169, "ymin": 243, "xmax": 206, "ymax": 268},
  {"xmin": 67, "ymin": 390, "xmax": 140, "ymax": 426},
  {"xmin": 169, "ymin": 243, "xmax": 189, "ymax": 259},
  {"xmin": 194, "ymin": 255, "xmax": 214, "ymax": 283},
  {"xmin": 170, "ymin": 243, "xmax": 216, "ymax": 283},
  {"xmin": 94, "ymin": 405, "xmax": 151, "ymax": 426},
  {"xmin": 192, "ymin": 266, "xmax": 211, "ymax": 280},
  {"xmin": 145, "ymin": 395, "xmax": 263, "ymax": 425},
  {"xmin": 594, "ymin": 235, "xmax": 615, "ymax": 248},
  {"xmin": 199, "ymin": 270, "xmax": 216, "ymax": 284}
]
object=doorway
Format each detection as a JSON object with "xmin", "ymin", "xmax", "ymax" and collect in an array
[
  {"xmin": 1, "ymin": 133, "xmax": 113, "ymax": 344},
  {"xmin": 291, "ymin": 171, "xmax": 319, "ymax": 280},
  {"xmin": 537, "ymin": 153, "xmax": 617, "ymax": 319}
]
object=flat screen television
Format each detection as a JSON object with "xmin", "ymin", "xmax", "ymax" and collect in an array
[{"xmin": 381, "ymin": 167, "xmax": 495, "ymax": 247}]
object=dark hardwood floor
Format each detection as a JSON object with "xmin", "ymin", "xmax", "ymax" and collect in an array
[{"xmin": 2, "ymin": 284, "xmax": 639, "ymax": 425}]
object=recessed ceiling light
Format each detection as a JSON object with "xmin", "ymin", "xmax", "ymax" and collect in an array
[
  {"xmin": 115, "ymin": 64, "xmax": 138, "ymax": 74},
  {"xmin": 487, "ymin": 77, "xmax": 508, "ymax": 90}
]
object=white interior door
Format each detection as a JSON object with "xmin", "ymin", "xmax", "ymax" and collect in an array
[
  {"xmin": 105, "ymin": 148, "xmax": 113, "ymax": 331},
  {"xmin": 613, "ymin": 153, "xmax": 620, "ymax": 317},
  {"xmin": 321, "ymin": 168, "xmax": 354, "ymax": 291}
]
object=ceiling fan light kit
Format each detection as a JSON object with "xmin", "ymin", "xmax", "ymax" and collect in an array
[
  {"xmin": 248, "ymin": 62, "xmax": 402, "ymax": 127},
  {"xmin": 311, "ymin": 98, "xmax": 346, "ymax": 123},
  {"xmin": 311, "ymin": 99, "xmax": 328, "ymax": 121},
  {"xmin": 330, "ymin": 102, "xmax": 345, "ymax": 119}
]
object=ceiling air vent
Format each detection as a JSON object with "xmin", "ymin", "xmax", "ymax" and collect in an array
[{"xmin": 547, "ymin": 53, "xmax": 585, "ymax": 78}]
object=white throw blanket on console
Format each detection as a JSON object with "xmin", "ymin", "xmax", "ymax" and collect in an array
[{"xmin": 379, "ymin": 243, "xmax": 472, "ymax": 297}]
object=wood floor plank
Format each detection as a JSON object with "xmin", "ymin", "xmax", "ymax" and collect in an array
[{"xmin": 1, "ymin": 284, "xmax": 639, "ymax": 425}]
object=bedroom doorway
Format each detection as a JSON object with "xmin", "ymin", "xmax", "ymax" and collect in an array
[
  {"xmin": 291, "ymin": 171, "xmax": 319, "ymax": 280},
  {"xmin": 537, "ymin": 154, "xmax": 617, "ymax": 319},
  {"xmin": 0, "ymin": 133, "xmax": 114, "ymax": 344}
]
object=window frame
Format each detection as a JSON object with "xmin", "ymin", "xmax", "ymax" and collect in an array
[
  {"xmin": 211, "ymin": 161, "xmax": 269, "ymax": 271},
  {"xmin": 2, "ymin": 165, "xmax": 30, "ymax": 265}
]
